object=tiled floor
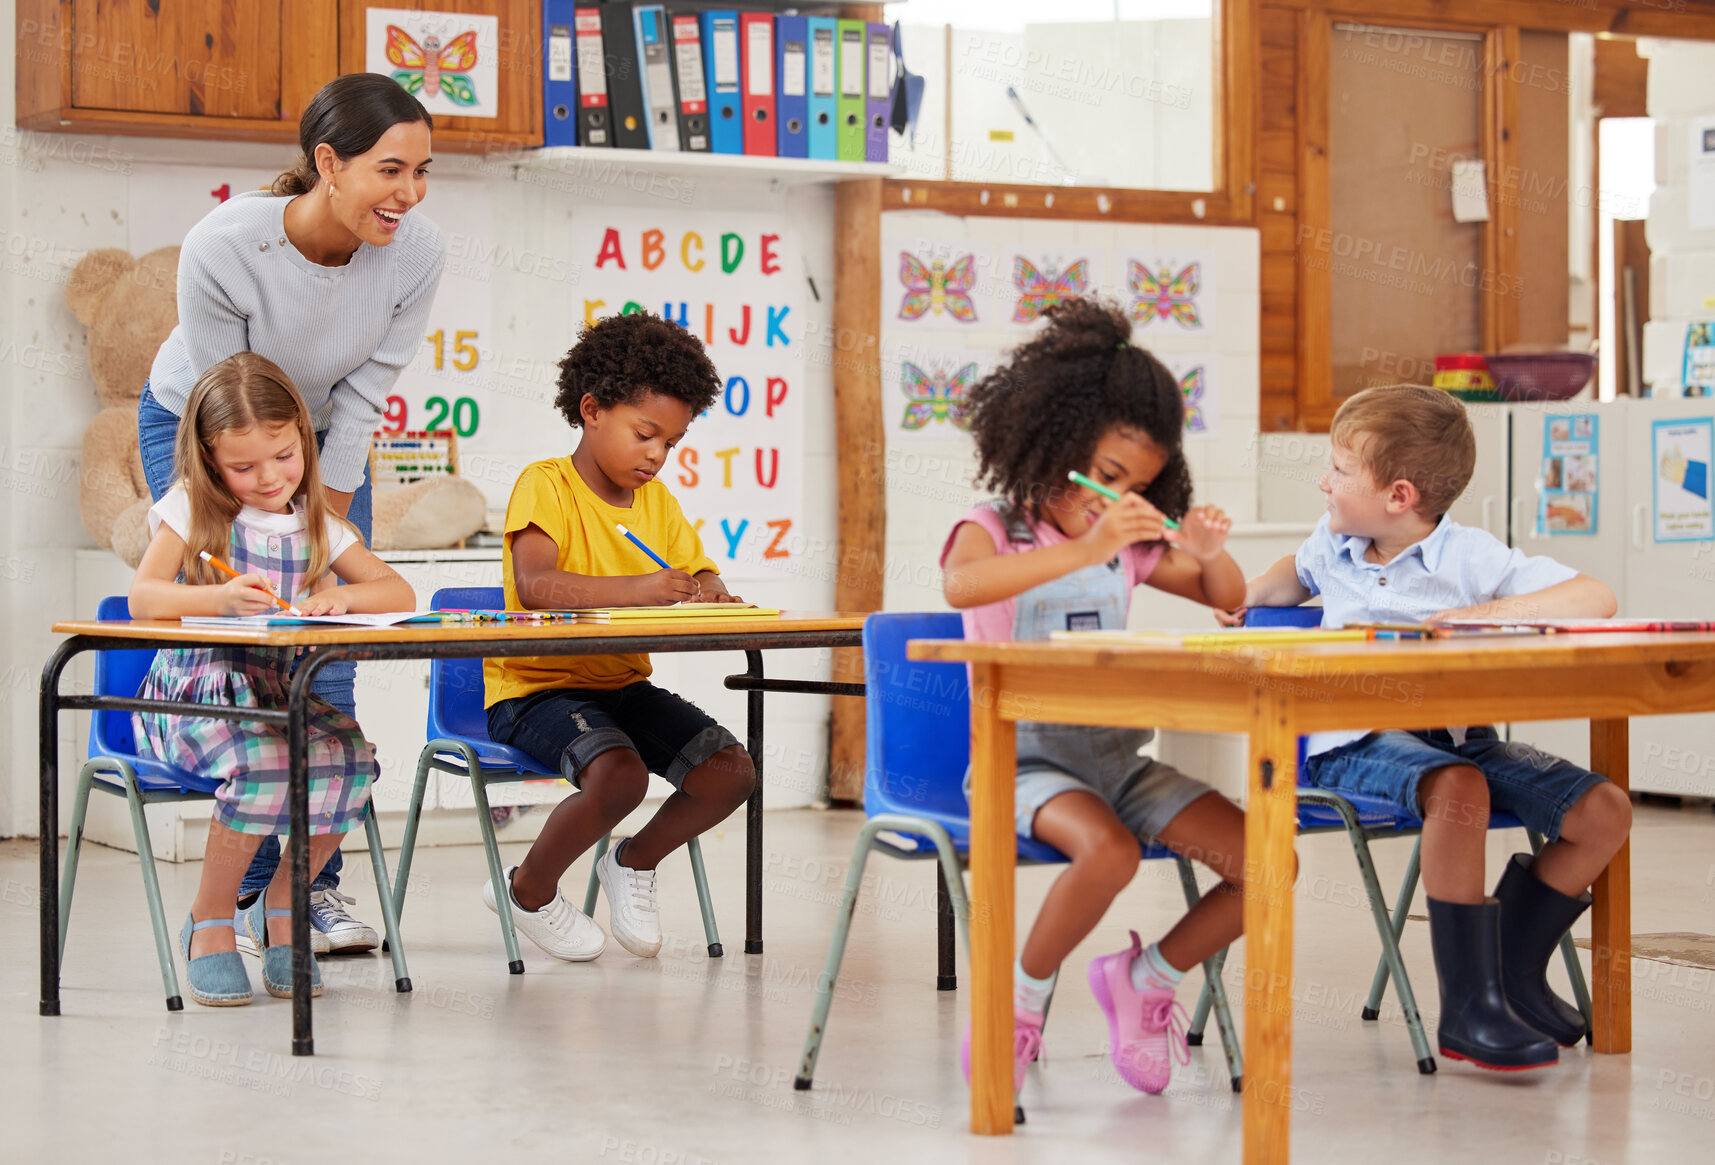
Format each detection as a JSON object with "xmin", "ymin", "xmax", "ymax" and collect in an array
[{"xmin": 3, "ymin": 802, "xmax": 1713, "ymax": 1163}]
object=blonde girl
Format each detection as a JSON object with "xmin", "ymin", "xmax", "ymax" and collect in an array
[{"xmin": 129, "ymin": 352, "xmax": 414, "ymax": 1006}]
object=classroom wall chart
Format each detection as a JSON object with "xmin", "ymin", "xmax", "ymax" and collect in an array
[
  {"xmin": 882, "ymin": 236, "xmax": 1005, "ymax": 332},
  {"xmin": 1654, "ymin": 417, "xmax": 1714, "ymax": 542},
  {"xmin": 366, "ymin": 7, "xmax": 501, "ymax": 119},
  {"xmin": 1009, "ymin": 248, "xmax": 1101, "ymax": 326},
  {"xmin": 882, "ymin": 343, "xmax": 1000, "ymax": 442},
  {"xmin": 1538, "ymin": 414, "xmax": 1598, "ymax": 536},
  {"xmin": 572, "ymin": 208, "xmax": 805, "ymax": 581}
]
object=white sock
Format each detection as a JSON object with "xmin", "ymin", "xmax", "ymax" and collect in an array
[
  {"xmin": 1129, "ymin": 941, "xmax": 1186, "ymax": 993},
  {"xmin": 1014, "ymin": 958, "xmax": 1057, "ymax": 1016}
]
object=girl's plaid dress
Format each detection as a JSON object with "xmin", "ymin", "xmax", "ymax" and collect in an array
[{"xmin": 133, "ymin": 506, "xmax": 376, "ymax": 836}]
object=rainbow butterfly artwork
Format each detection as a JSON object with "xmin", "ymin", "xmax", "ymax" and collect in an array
[
  {"xmin": 385, "ymin": 24, "xmax": 481, "ymax": 106},
  {"xmin": 898, "ymin": 252, "xmax": 978, "ymax": 323},
  {"xmin": 1012, "ymin": 257, "xmax": 1088, "ymax": 324},
  {"xmin": 1129, "ymin": 261, "xmax": 1203, "ymax": 329},
  {"xmin": 899, "ymin": 361, "xmax": 978, "ymax": 431},
  {"xmin": 1178, "ymin": 365, "xmax": 1209, "ymax": 434}
]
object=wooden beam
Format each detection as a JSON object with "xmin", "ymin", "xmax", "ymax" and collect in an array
[
  {"xmin": 1267, "ymin": 0, "xmax": 1715, "ymax": 40},
  {"xmin": 1297, "ymin": 12, "xmax": 1332, "ymax": 424},
  {"xmin": 1482, "ymin": 27, "xmax": 1523, "ymax": 354},
  {"xmin": 828, "ymin": 177, "xmax": 885, "ymax": 802}
]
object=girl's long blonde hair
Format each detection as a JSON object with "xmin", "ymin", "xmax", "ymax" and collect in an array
[{"xmin": 174, "ymin": 353, "xmax": 342, "ymax": 591}]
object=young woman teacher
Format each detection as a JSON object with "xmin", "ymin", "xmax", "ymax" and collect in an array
[{"xmin": 136, "ymin": 72, "xmax": 447, "ymax": 953}]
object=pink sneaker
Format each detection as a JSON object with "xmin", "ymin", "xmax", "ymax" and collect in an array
[
  {"xmin": 1088, "ymin": 931, "xmax": 1190, "ymax": 1094},
  {"xmin": 960, "ymin": 1007, "xmax": 1045, "ymax": 1096}
]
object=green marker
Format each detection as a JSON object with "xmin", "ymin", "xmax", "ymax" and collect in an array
[{"xmin": 1067, "ymin": 470, "xmax": 1181, "ymax": 530}]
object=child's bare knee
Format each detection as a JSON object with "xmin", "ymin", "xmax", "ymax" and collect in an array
[
  {"xmin": 1568, "ymin": 781, "xmax": 1632, "ymax": 848},
  {"xmin": 580, "ymin": 751, "xmax": 649, "ymax": 818},
  {"xmin": 1420, "ymin": 764, "xmax": 1489, "ymax": 828},
  {"xmin": 1078, "ymin": 832, "xmax": 1139, "ymax": 893}
]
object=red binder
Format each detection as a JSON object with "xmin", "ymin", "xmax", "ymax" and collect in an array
[{"xmin": 739, "ymin": 11, "xmax": 776, "ymax": 156}]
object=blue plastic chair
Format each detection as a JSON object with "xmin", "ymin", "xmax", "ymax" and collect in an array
[
  {"xmin": 62, "ymin": 596, "xmax": 410, "ymax": 1009},
  {"xmin": 1184, "ymin": 607, "xmax": 1593, "ymax": 1073},
  {"xmin": 792, "ymin": 612, "xmax": 1243, "ymax": 1098},
  {"xmin": 390, "ymin": 587, "xmax": 721, "ymax": 974}
]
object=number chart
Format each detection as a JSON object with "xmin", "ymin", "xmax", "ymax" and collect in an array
[{"xmin": 573, "ymin": 209, "xmax": 806, "ymax": 582}]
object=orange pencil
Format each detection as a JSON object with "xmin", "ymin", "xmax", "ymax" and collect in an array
[{"xmin": 198, "ymin": 550, "xmax": 302, "ymax": 616}]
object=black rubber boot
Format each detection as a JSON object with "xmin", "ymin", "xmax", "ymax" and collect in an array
[
  {"xmin": 1494, "ymin": 853, "xmax": 1590, "ymax": 1047},
  {"xmin": 1427, "ymin": 896, "xmax": 1559, "ymax": 1071}
]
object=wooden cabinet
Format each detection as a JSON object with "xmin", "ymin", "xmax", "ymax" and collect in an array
[{"xmin": 15, "ymin": 0, "xmax": 539, "ymax": 152}]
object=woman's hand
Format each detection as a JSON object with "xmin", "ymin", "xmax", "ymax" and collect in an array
[
  {"xmin": 295, "ymin": 589, "xmax": 351, "ymax": 617},
  {"xmin": 1167, "ymin": 505, "xmax": 1233, "ymax": 562},
  {"xmin": 1080, "ymin": 493, "xmax": 1169, "ymax": 563},
  {"xmin": 218, "ymin": 574, "xmax": 281, "ymax": 617}
]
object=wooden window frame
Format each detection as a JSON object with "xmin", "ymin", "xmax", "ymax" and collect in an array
[{"xmin": 879, "ymin": 0, "xmax": 1257, "ymax": 226}]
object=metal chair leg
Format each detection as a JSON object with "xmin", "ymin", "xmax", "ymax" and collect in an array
[
  {"xmin": 120, "ymin": 771, "xmax": 184, "ymax": 1011},
  {"xmin": 794, "ymin": 818, "xmax": 889, "ymax": 1091},
  {"xmin": 795, "ymin": 814, "xmax": 972, "ymax": 1093},
  {"xmin": 1188, "ymin": 976, "xmax": 1215, "ymax": 1044},
  {"xmin": 1176, "ymin": 857, "xmax": 1242, "ymax": 1090},
  {"xmin": 58, "ymin": 763, "xmax": 96, "ymax": 963},
  {"xmin": 583, "ymin": 832, "xmax": 612, "ymax": 917},
  {"xmin": 363, "ymin": 808, "xmax": 412, "ymax": 993},
  {"xmin": 1335, "ymin": 815, "xmax": 1434, "ymax": 1074},
  {"xmin": 1364, "ymin": 834, "xmax": 1422, "ymax": 1021},
  {"xmin": 686, "ymin": 836, "xmax": 723, "ymax": 958},
  {"xmin": 936, "ymin": 862, "xmax": 957, "ymax": 991},
  {"xmin": 465, "ymin": 750, "xmax": 524, "ymax": 974},
  {"xmin": 390, "ymin": 745, "xmax": 439, "ymax": 927}
]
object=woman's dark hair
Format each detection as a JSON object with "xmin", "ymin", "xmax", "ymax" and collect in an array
[
  {"xmin": 966, "ymin": 296, "xmax": 1192, "ymax": 520},
  {"xmin": 555, "ymin": 311, "xmax": 723, "ymax": 427},
  {"xmin": 272, "ymin": 74, "xmax": 433, "ymax": 196}
]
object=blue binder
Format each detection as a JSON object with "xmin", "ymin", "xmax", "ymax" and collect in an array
[
  {"xmin": 700, "ymin": 10, "xmax": 742, "ymax": 155},
  {"xmin": 805, "ymin": 16, "xmax": 837, "ymax": 160},
  {"xmin": 775, "ymin": 14, "xmax": 809, "ymax": 158},
  {"xmin": 543, "ymin": 0, "xmax": 578, "ymax": 146}
]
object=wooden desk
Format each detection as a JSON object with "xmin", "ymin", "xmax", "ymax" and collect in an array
[
  {"xmin": 41, "ymin": 613, "xmax": 865, "ymax": 1054},
  {"xmin": 909, "ymin": 631, "xmax": 1715, "ymax": 1161}
]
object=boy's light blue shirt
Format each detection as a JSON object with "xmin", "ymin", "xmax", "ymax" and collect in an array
[{"xmin": 1293, "ymin": 513, "xmax": 1578, "ymax": 757}]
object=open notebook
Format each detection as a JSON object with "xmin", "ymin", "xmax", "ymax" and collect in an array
[{"xmin": 180, "ymin": 611, "xmax": 434, "ymax": 629}]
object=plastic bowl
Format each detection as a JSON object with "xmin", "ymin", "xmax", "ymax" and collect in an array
[{"xmin": 1483, "ymin": 352, "xmax": 1596, "ymax": 402}]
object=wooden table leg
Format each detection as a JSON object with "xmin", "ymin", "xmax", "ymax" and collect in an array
[
  {"xmin": 1589, "ymin": 718, "xmax": 1631, "ymax": 1054},
  {"xmin": 1244, "ymin": 691, "xmax": 1296, "ymax": 1165},
  {"xmin": 968, "ymin": 663, "xmax": 1016, "ymax": 1135}
]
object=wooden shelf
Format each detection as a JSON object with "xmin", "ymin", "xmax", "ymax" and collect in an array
[{"xmin": 509, "ymin": 147, "xmax": 896, "ymax": 189}]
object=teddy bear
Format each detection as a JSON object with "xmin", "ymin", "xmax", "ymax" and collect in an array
[{"xmin": 66, "ymin": 246, "xmax": 487, "ymax": 566}]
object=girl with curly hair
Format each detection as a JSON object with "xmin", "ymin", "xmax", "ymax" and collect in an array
[{"xmin": 940, "ymin": 298, "xmax": 1265, "ymax": 1100}]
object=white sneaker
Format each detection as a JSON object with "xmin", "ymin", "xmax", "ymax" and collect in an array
[
  {"xmin": 482, "ymin": 866, "xmax": 606, "ymax": 962},
  {"xmin": 309, "ymin": 888, "xmax": 379, "ymax": 954},
  {"xmin": 237, "ymin": 895, "xmax": 332, "ymax": 957},
  {"xmin": 596, "ymin": 842, "xmax": 663, "ymax": 958}
]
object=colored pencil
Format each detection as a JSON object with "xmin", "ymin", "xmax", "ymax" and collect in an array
[
  {"xmin": 198, "ymin": 551, "xmax": 301, "ymax": 615},
  {"xmin": 1067, "ymin": 471, "xmax": 1181, "ymax": 530},
  {"xmin": 615, "ymin": 522, "xmax": 672, "ymax": 570}
]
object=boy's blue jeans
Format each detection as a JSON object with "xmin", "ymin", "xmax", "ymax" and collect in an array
[{"xmin": 139, "ymin": 384, "xmax": 374, "ymax": 896}]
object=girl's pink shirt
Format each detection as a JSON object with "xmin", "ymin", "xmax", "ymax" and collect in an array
[{"xmin": 939, "ymin": 503, "xmax": 1166, "ymax": 643}]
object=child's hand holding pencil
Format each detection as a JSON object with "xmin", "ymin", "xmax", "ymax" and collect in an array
[{"xmin": 200, "ymin": 550, "xmax": 302, "ymax": 617}]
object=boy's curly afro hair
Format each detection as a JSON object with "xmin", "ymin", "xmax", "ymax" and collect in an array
[
  {"xmin": 555, "ymin": 310, "xmax": 722, "ymax": 428},
  {"xmin": 966, "ymin": 297, "xmax": 1192, "ymax": 520}
]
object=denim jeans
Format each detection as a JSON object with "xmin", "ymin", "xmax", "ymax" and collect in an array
[{"xmin": 138, "ymin": 384, "xmax": 374, "ymax": 894}]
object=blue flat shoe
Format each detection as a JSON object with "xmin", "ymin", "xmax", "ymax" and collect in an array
[
  {"xmin": 244, "ymin": 899, "xmax": 323, "ymax": 999},
  {"xmin": 177, "ymin": 914, "xmax": 253, "ymax": 1007}
]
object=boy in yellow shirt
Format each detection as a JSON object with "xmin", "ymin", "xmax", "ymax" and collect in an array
[{"xmin": 483, "ymin": 312, "xmax": 755, "ymax": 963}]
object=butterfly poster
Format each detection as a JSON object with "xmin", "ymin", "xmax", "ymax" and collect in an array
[
  {"xmin": 1158, "ymin": 353, "xmax": 1219, "ymax": 440},
  {"xmin": 1008, "ymin": 250, "xmax": 1099, "ymax": 326},
  {"xmin": 1122, "ymin": 254, "xmax": 1215, "ymax": 331},
  {"xmin": 883, "ymin": 236, "xmax": 1001, "ymax": 332},
  {"xmin": 885, "ymin": 345, "xmax": 996, "ymax": 441},
  {"xmin": 367, "ymin": 8, "xmax": 500, "ymax": 119}
]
